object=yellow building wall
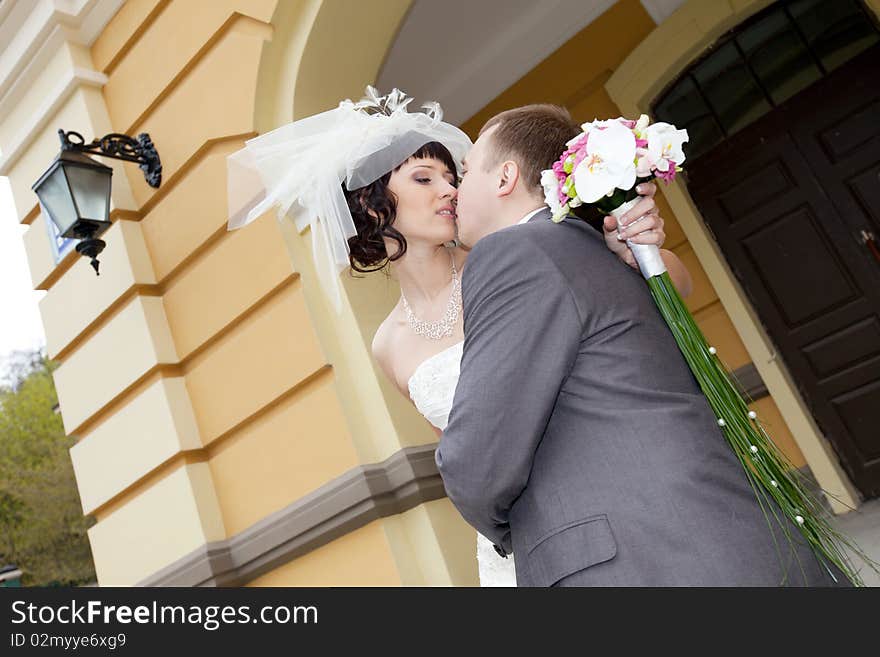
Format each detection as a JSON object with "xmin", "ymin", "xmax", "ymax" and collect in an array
[
  {"xmin": 245, "ymin": 520, "xmax": 403, "ymax": 587},
  {"xmin": 461, "ymin": 0, "xmax": 806, "ymax": 468},
  {"xmin": 11, "ymin": 0, "xmax": 443, "ymax": 586}
]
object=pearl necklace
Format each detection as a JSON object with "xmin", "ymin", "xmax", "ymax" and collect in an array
[{"xmin": 401, "ymin": 252, "xmax": 461, "ymax": 340}]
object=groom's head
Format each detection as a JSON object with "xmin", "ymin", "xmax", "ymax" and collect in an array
[{"xmin": 455, "ymin": 104, "xmax": 579, "ymax": 246}]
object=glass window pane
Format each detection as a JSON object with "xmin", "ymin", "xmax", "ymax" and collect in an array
[
  {"xmin": 737, "ymin": 9, "xmax": 822, "ymax": 105},
  {"xmin": 692, "ymin": 41, "xmax": 772, "ymax": 136},
  {"xmin": 654, "ymin": 75, "xmax": 724, "ymax": 160},
  {"xmin": 789, "ymin": 0, "xmax": 880, "ymax": 72}
]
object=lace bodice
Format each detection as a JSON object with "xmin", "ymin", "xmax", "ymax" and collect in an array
[{"xmin": 407, "ymin": 340, "xmax": 517, "ymax": 586}]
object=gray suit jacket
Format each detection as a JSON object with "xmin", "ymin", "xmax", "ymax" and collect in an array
[{"xmin": 435, "ymin": 208, "xmax": 846, "ymax": 586}]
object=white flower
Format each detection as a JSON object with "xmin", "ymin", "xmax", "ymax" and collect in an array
[
  {"xmin": 750, "ymin": 445, "xmax": 758, "ymax": 454},
  {"xmin": 717, "ymin": 418, "xmax": 726, "ymax": 427},
  {"xmin": 635, "ymin": 114, "xmax": 650, "ymax": 131},
  {"xmin": 771, "ymin": 480, "xmax": 778, "ymax": 487},
  {"xmin": 795, "ymin": 515, "xmax": 805, "ymax": 525},
  {"xmin": 572, "ymin": 120, "xmax": 637, "ymax": 203},
  {"xmin": 541, "ymin": 169, "xmax": 563, "ymax": 216},
  {"xmin": 708, "ymin": 346, "xmax": 717, "ymax": 355},
  {"xmin": 645, "ymin": 122, "xmax": 689, "ymax": 172},
  {"xmin": 748, "ymin": 411, "xmax": 757, "ymax": 419},
  {"xmin": 579, "ymin": 119, "xmax": 601, "ymax": 133}
]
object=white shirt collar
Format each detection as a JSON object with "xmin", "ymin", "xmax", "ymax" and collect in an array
[{"xmin": 517, "ymin": 206, "xmax": 548, "ymax": 225}]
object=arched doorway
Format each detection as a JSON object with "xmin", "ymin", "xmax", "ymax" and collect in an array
[{"xmin": 654, "ymin": 0, "xmax": 880, "ymax": 497}]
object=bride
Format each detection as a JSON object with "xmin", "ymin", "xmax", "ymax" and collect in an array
[{"xmin": 227, "ymin": 87, "xmax": 692, "ymax": 587}]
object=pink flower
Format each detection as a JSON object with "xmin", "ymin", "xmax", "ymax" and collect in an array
[
  {"xmin": 571, "ymin": 134, "xmax": 589, "ymax": 151},
  {"xmin": 553, "ymin": 163, "xmax": 567, "ymax": 183},
  {"xmin": 655, "ymin": 162, "xmax": 677, "ymax": 183},
  {"xmin": 566, "ymin": 132, "xmax": 589, "ymax": 152}
]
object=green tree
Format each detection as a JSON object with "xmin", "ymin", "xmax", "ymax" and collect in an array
[{"xmin": 0, "ymin": 347, "xmax": 96, "ymax": 586}]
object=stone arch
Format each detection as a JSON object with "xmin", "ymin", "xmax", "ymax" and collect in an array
[{"xmin": 253, "ymin": 0, "xmax": 412, "ymax": 131}]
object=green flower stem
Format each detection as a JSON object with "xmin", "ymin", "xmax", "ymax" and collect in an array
[{"xmin": 644, "ymin": 271, "xmax": 875, "ymax": 586}]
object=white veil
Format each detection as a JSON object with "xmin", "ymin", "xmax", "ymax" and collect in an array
[{"xmin": 226, "ymin": 87, "xmax": 473, "ymax": 312}]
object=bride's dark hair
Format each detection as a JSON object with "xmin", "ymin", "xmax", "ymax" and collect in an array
[{"xmin": 344, "ymin": 140, "xmax": 458, "ymax": 273}]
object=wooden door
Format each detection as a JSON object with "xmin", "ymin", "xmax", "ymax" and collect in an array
[{"xmin": 687, "ymin": 43, "xmax": 880, "ymax": 497}]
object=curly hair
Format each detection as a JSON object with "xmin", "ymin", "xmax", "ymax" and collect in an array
[{"xmin": 344, "ymin": 141, "xmax": 458, "ymax": 273}]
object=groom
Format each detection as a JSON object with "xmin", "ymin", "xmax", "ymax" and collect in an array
[{"xmin": 435, "ymin": 104, "xmax": 847, "ymax": 586}]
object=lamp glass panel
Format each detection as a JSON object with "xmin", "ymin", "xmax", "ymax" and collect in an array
[
  {"xmin": 34, "ymin": 166, "xmax": 78, "ymax": 234},
  {"xmin": 65, "ymin": 163, "xmax": 111, "ymax": 223}
]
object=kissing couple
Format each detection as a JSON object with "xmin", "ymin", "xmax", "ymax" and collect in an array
[{"xmin": 227, "ymin": 87, "xmax": 848, "ymax": 587}]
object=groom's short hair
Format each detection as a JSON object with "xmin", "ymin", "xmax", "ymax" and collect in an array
[{"xmin": 479, "ymin": 104, "xmax": 580, "ymax": 197}]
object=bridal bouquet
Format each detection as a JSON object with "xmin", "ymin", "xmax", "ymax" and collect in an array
[{"xmin": 542, "ymin": 115, "xmax": 873, "ymax": 586}]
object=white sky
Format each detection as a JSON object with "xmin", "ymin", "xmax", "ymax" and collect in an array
[{"xmin": 0, "ymin": 174, "xmax": 48, "ymax": 377}]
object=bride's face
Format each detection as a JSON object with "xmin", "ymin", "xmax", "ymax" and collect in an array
[{"xmin": 387, "ymin": 157, "xmax": 458, "ymax": 246}]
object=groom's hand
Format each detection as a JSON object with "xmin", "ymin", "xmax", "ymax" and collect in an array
[{"xmin": 603, "ymin": 182, "xmax": 665, "ymax": 270}]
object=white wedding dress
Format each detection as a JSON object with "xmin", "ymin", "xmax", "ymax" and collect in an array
[{"xmin": 407, "ymin": 340, "xmax": 518, "ymax": 587}]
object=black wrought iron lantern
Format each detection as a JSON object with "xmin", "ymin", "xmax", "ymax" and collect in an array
[{"xmin": 31, "ymin": 129, "xmax": 161, "ymax": 275}]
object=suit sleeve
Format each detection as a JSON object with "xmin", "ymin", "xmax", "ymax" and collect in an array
[{"xmin": 435, "ymin": 229, "xmax": 582, "ymax": 553}]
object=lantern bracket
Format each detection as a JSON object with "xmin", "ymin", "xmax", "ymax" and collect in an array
[{"xmin": 58, "ymin": 129, "xmax": 162, "ymax": 188}]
